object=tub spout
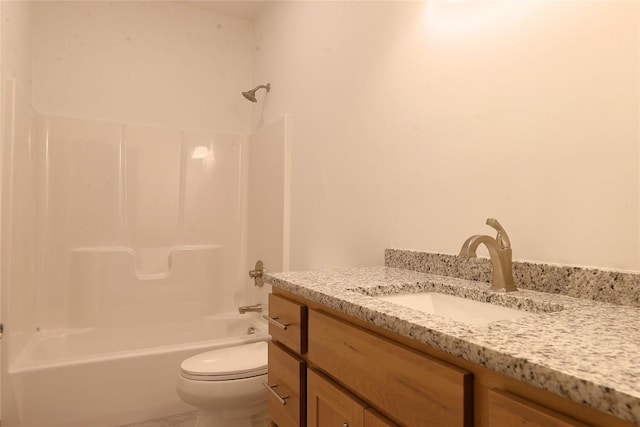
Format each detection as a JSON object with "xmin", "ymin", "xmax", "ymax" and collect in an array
[
  {"xmin": 238, "ymin": 304, "xmax": 263, "ymax": 314},
  {"xmin": 459, "ymin": 218, "xmax": 518, "ymax": 292}
]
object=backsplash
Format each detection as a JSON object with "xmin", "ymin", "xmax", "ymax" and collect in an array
[{"xmin": 385, "ymin": 249, "xmax": 640, "ymax": 308}]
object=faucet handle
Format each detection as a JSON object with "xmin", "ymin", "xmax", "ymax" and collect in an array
[
  {"xmin": 249, "ymin": 260, "xmax": 264, "ymax": 287},
  {"xmin": 486, "ymin": 218, "xmax": 511, "ymax": 249}
]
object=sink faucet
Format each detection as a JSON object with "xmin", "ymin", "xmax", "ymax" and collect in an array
[
  {"xmin": 459, "ymin": 218, "xmax": 518, "ymax": 292},
  {"xmin": 238, "ymin": 303, "xmax": 263, "ymax": 314}
]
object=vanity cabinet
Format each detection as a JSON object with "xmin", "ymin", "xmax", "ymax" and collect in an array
[
  {"xmin": 307, "ymin": 368, "xmax": 400, "ymax": 427},
  {"xmin": 364, "ymin": 410, "xmax": 398, "ymax": 427},
  {"xmin": 488, "ymin": 389, "xmax": 589, "ymax": 427},
  {"xmin": 309, "ymin": 309, "xmax": 472, "ymax": 427},
  {"xmin": 266, "ymin": 293, "xmax": 307, "ymax": 354},
  {"xmin": 265, "ymin": 294, "xmax": 308, "ymax": 427},
  {"xmin": 307, "ymin": 369, "xmax": 398, "ymax": 427},
  {"xmin": 267, "ymin": 289, "xmax": 635, "ymax": 427},
  {"xmin": 266, "ymin": 342, "xmax": 306, "ymax": 427},
  {"xmin": 307, "ymin": 369, "xmax": 366, "ymax": 427}
]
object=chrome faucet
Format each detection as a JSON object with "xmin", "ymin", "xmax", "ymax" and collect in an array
[
  {"xmin": 238, "ymin": 303, "xmax": 263, "ymax": 314},
  {"xmin": 459, "ymin": 218, "xmax": 518, "ymax": 292}
]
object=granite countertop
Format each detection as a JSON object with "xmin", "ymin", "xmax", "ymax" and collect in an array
[{"xmin": 265, "ymin": 266, "xmax": 640, "ymax": 425}]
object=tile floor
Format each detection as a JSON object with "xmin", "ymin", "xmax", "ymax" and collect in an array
[{"xmin": 119, "ymin": 412, "xmax": 197, "ymax": 427}]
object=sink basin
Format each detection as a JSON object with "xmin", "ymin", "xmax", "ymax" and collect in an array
[{"xmin": 377, "ymin": 292, "xmax": 535, "ymax": 325}]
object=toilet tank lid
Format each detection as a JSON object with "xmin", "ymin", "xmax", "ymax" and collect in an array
[{"xmin": 180, "ymin": 341, "xmax": 268, "ymax": 376}]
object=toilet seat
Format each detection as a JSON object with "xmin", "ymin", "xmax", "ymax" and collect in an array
[{"xmin": 180, "ymin": 341, "xmax": 268, "ymax": 381}]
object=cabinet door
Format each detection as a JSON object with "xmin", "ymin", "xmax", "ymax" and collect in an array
[
  {"xmin": 489, "ymin": 390, "xmax": 590, "ymax": 427},
  {"xmin": 309, "ymin": 309, "xmax": 472, "ymax": 427},
  {"xmin": 307, "ymin": 369, "xmax": 366, "ymax": 427},
  {"xmin": 267, "ymin": 342, "xmax": 306, "ymax": 427},
  {"xmin": 364, "ymin": 409, "xmax": 399, "ymax": 427}
]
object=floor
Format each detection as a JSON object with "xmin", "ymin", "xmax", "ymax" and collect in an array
[{"xmin": 119, "ymin": 412, "xmax": 197, "ymax": 427}]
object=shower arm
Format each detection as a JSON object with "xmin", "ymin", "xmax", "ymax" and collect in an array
[{"xmin": 242, "ymin": 83, "xmax": 271, "ymax": 102}]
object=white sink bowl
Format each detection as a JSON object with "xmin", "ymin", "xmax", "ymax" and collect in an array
[{"xmin": 377, "ymin": 292, "xmax": 535, "ymax": 325}]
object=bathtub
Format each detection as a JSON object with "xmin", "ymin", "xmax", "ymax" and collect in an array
[{"xmin": 8, "ymin": 313, "xmax": 269, "ymax": 427}]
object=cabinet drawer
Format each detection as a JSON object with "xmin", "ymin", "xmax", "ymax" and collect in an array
[
  {"xmin": 489, "ymin": 390, "xmax": 590, "ymax": 427},
  {"xmin": 267, "ymin": 293, "xmax": 307, "ymax": 354},
  {"xmin": 267, "ymin": 342, "xmax": 306, "ymax": 427},
  {"xmin": 308, "ymin": 309, "xmax": 472, "ymax": 427}
]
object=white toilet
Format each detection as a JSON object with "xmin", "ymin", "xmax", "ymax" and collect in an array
[{"xmin": 176, "ymin": 341, "xmax": 269, "ymax": 427}]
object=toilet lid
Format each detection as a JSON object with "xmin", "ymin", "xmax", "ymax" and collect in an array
[{"xmin": 180, "ymin": 341, "xmax": 268, "ymax": 381}]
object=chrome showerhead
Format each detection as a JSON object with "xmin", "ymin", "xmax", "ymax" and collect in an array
[{"xmin": 242, "ymin": 83, "xmax": 271, "ymax": 102}]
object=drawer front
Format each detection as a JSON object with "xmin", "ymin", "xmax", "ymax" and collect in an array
[
  {"xmin": 308, "ymin": 309, "xmax": 472, "ymax": 427},
  {"xmin": 267, "ymin": 293, "xmax": 307, "ymax": 354},
  {"xmin": 267, "ymin": 342, "xmax": 306, "ymax": 427},
  {"xmin": 488, "ymin": 390, "xmax": 590, "ymax": 427}
]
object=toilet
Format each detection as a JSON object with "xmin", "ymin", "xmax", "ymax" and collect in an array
[{"xmin": 176, "ymin": 341, "xmax": 269, "ymax": 427}]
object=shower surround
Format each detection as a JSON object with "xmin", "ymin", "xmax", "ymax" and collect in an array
[
  {"xmin": 5, "ymin": 114, "xmax": 254, "ymax": 426},
  {"xmin": 0, "ymin": 2, "xmax": 276, "ymax": 425},
  {"xmin": 37, "ymin": 115, "xmax": 246, "ymax": 329},
  {"xmin": 2, "ymin": 111, "xmax": 291, "ymax": 426}
]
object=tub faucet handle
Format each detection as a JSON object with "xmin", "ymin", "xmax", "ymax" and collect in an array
[{"xmin": 249, "ymin": 260, "xmax": 264, "ymax": 287}]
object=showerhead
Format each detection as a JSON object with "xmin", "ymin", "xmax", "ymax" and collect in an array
[{"xmin": 242, "ymin": 83, "xmax": 271, "ymax": 102}]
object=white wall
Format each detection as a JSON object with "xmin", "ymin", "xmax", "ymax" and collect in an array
[
  {"xmin": 253, "ymin": 0, "xmax": 640, "ymax": 271},
  {"xmin": 32, "ymin": 1, "xmax": 254, "ymax": 133}
]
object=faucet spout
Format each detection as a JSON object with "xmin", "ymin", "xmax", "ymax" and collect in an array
[{"xmin": 460, "ymin": 219, "xmax": 517, "ymax": 292}]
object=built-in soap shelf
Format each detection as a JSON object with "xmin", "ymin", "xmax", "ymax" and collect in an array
[
  {"xmin": 67, "ymin": 245, "xmax": 224, "ymax": 327},
  {"xmin": 70, "ymin": 245, "xmax": 222, "ymax": 280}
]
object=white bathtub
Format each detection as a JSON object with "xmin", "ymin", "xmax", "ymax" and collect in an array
[{"xmin": 8, "ymin": 313, "xmax": 269, "ymax": 427}]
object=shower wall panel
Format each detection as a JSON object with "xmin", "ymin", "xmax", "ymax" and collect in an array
[
  {"xmin": 40, "ymin": 116, "xmax": 122, "ymax": 328},
  {"xmin": 182, "ymin": 131, "xmax": 244, "ymax": 299},
  {"xmin": 67, "ymin": 246, "xmax": 222, "ymax": 327},
  {"xmin": 1, "ymin": 81, "xmax": 39, "ymax": 363},
  {"xmin": 125, "ymin": 126, "xmax": 182, "ymax": 252},
  {"xmin": 245, "ymin": 116, "xmax": 291, "ymax": 304},
  {"xmin": 45, "ymin": 116, "xmax": 122, "ymax": 248},
  {"xmin": 38, "ymin": 115, "xmax": 244, "ymax": 330},
  {"xmin": 2, "ymin": 2, "xmax": 38, "ymax": 422},
  {"xmin": 183, "ymin": 131, "xmax": 243, "ymax": 244}
]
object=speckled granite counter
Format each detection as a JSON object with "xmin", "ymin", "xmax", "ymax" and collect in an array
[{"xmin": 265, "ymin": 267, "xmax": 640, "ymax": 425}]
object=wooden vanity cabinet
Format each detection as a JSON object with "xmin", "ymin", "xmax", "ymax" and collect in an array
[
  {"xmin": 268, "ymin": 289, "xmax": 636, "ymax": 427},
  {"xmin": 266, "ymin": 293, "xmax": 308, "ymax": 354},
  {"xmin": 364, "ymin": 409, "xmax": 398, "ymax": 427},
  {"xmin": 307, "ymin": 368, "xmax": 399, "ymax": 427},
  {"xmin": 308, "ymin": 309, "xmax": 472, "ymax": 427},
  {"xmin": 488, "ymin": 389, "xmax": 589, "ymax": 427},
  {"xmin": 266, "ymin": 294, "xmax": 308, "ymax": 427},
  {"xmin": 267, "ymin": 342, "xmax": 306, "ymax": 427},
  {"xmin": 307, "ymin": 369, "xmax": 366, "ymax": 427}
]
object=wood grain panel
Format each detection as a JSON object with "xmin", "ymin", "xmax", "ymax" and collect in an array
[
  {"xmin": 308, "ymin": 369, "xmax": 366, "ymax": 427},
  {"xmin": 364, "ymin": 409, "xmax": 399, "ymax": 427},
  {"xmin": 274, "ymin": 288, "xmax": 636, "ymax": 427},
  {"xmin": 268, "ymin": 342, "xmax": 306, "ymax": 427},
  {"xmin": 268, "ymin": 293, "xmax": 307, "ymax": 354},
  {"xmin": 488, "ymin": 389, "xmax": 590, "ymax": 427},
  {"xmin": 308, "ymin": 309, "xmax": 473, "ymax": 427}
]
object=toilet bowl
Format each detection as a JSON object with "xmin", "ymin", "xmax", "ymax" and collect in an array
[{"xmin": 176, "ymin": 341, "xmax": 269, "ymax": 427}]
